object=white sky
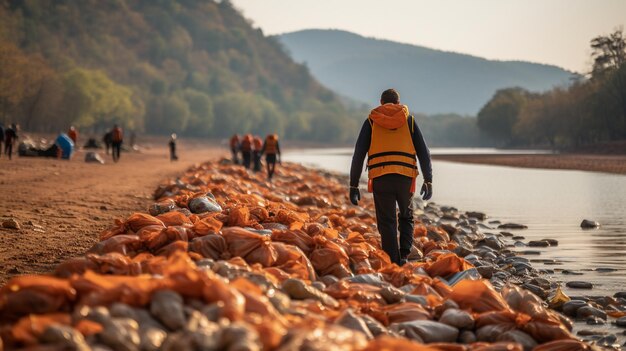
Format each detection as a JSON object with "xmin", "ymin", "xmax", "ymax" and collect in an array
[{"xmin": 230, "ymin": 0, "xmax": 626, "ymax": 73}]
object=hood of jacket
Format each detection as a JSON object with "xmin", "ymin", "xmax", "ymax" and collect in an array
[{"xmin": 368, "ymin": 104, "xmax": 409, "ymax": 129}]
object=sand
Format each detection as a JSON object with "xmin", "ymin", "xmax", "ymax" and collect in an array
[
  {"xmin": 432, "ymin": 153, "xmax": 626, "ymax": 175},
  {"xmin": 0, "ymin": 140, "xmax": 225, "ymax": 284}
]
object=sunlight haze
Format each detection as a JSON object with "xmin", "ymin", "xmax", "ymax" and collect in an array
[{"xmin": 231, "ymin": 0, "xmax": 626, "ymax": 73}]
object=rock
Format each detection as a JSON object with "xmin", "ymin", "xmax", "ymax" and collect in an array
[
  {"xmin": 40, "ymin": 325, "xmax": 90, "ymax": 351},
  {"xmin": 566, "ymin": 281, "xmax": 593, "ymax": 289},
  {"xmin": 459, "ymin": 330, "xmax": 477, "ymax": 343},
  {"xmin": 580, "ymin": 219, "xmax": 600, "ymax": 228},
  {"xmin": 390, "ymin": 320, "xmax": 459, "ymax": 343},
  {"xmin": 512, "ymin": 235, "xmax": 525, "ymax": 240},
  {"xmin": 466, "ymin": 211, "xmax": 487, "ymax": 221},
  {"xmin": 361, "ymin": 314, "xmax": 389, "ymax": 337},
  {"xmin": 100, "ymin": 318, "xmax": 141, "ymax": 351},
  {"xmin": 335, "ymin": 309, "xmax": 374, "ymax": 339},
  {"xmin": 577, "ymin": 306, "xmax": 607, "ymax": 320},
  {"xmin": 479, "ymin": 236, "xmax": 505, "ymax": 251},
  {"xmin": 522, "ymin": 283, "xmax": 548, "ymax": 299},
  {"xmin": 562, "ymin": 270, "xmax": 583, "ymax": 275},
  {"xmin": 541, "ymin": 238, "xmax": 559, "ymax": 246},
  {"xmin": 614, "ymin": 292, "xmax": 626, "ymax": 299},
  {"xmin": 528, "ymin": 240, "xmax": 550, "ymax": 247},
  {"xmin": 282, "ymin": 278, "xmax": 339, "ymax": 308},
  {"xmin": 150, "ymin": 290, "xmax": 186, "ymax": 331},
  {"xmin": 595, "ymin": 267, "xmax": 617, "ymax": 273},
  {"xmin": 595, "ymin": 334, "xmax": 617, "ymax": 347},
  {"xmin": 2, "ymin": 218, "xmax": 20, "ymax": 230},
  {"xmin": 616, "ymin": 316, "xmax": 626, "ymax": 327},
  {"xmin": 188, "ymin": 194, "xmax": 222, "ymax": 214},
  {"xmin": 586, "ymin": 316, "xmax": 605, "ymax": 325},
  {"xmin": 562, "ymin": 300, "xmax": 588, "ymax": 317},
  {"xmin": 520, "ymin": 250, "xmax": 541, "ymax": 255},
  {"xmin": 438, "ymin": 308, "xmax": 475, "ymax": 329},
  {"xmin": 498, "ymin": 223, "xmax": 528, "ymax": 230},
  {"xmin": 578, "ymin": 329, "xmax": 608, "ymax": 336}
]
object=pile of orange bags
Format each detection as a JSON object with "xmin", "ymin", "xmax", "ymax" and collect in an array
[{"xmin": 0, "ymin": 159, "xmax": 597, "ymax": 351}]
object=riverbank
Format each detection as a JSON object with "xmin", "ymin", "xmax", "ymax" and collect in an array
[
  {"xmin": 0, "ymin": 140, "xmax": 225, "ymax": 284},
  {"xmin": 432, "ymin": 153, "xmax": 626, "ymax": 175}
]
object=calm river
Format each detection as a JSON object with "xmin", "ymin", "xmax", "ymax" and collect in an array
[{"xmin": 284, "ymin": 148, "xmax": 626, "ymax": 297}]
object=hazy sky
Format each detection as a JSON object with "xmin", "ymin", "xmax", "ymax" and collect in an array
[{"xmin": 230, "ymin": 0, "xmax": 626, "ymax": 73}]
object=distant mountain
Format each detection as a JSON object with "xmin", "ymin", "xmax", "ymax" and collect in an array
[{"xmin": 277, "ymin": 29, "xmax": 578, "ymax": 115}]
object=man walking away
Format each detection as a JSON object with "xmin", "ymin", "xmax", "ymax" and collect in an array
[
  {"xmin": 230, "ymin": 134, "xmax": 240, "ymax": 164},
  {"xmin": 253, "ymin": 135, "xmax": 263, "ymax": 172},
  {"xmin": 169, "ymin": 133, "xmax": 178, "ymax": 161},
  {"xmin": 262, "ymin": 134, "xmax": 281, "ymax": 181},
  {"xmin": 103, "ymin": 130, "xmax": 113, "ymax": 155},
  {"xmin": 240, "ymin": 134, "xmax": 254, "ymax": 169},
  {"xmin": 349, "ymin": 89, "xmax": 432, "ymax": 266},
  {"xmin": 111, "ymin": 124, "xmax": 123, "ymax": 162},
  {"xmin": 4, "ymin": 124, "xmax": 18, "ymax": 160}
]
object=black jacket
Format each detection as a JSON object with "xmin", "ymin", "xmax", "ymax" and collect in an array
[{"xmin": 350, "ymin": 117, "xmax": 432, "ymax": 187}]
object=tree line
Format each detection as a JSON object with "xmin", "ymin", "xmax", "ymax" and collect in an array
[
  {"xmin": 0, "ymin": 0, "xmax": 363, "ymax": 142},
  {"xmin": 477, "ymin": 29, "xmax": 626, "ymax": 148}
]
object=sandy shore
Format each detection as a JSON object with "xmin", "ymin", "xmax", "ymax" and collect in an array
[
  {"xmin": 0, "ymin": 140, "xmax": 226, "ymax": 284},
  {"xmin": 432, "ymin": 153, "xmax": 626, "ymax": 175}
]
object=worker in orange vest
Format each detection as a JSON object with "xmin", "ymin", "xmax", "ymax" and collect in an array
[
  {"xmin": 261, "ymin": 134, "xmax": 281, "ymax": 180},
  {"xmin": 68, "ymin": 126, "xmax": 78, "ymax": 145},
  {"xmin": 111, "ymin": 124, "xmax": 123, "ymax": 163},
  {"xmin": 349, "ymin": 89, "xmax": 432, "ymax": 266},
  {"xmin": 229, "ymin": 134, "xmax": 240, "ymax": 164},
  {"xmin": 252, "ymin": 136, "xmax": 263, "ymax": 172},
  {"xmin": 240, "ymin": 134, "xmax": 254, "ymax": 169}
]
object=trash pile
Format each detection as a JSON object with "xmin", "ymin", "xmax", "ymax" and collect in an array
[{"xmin": 0, "ymin": 159, "xmax": 603, "ymax": 350}]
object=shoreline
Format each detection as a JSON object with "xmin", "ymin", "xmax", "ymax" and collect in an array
[{"xmin": 432, "ymin": 153, "xmax": 626, "ymax": 175}]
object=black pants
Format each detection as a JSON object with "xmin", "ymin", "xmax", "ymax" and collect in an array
[
  {"xmin": 112, "ymin": 141, "xmax": 122, "ymax": 162},
  {"xmin": 231, "ymin": 147, "xmax": 239, "ymax": 164},
  {"xmin": 253, "ymin": 151, "xmax": 262, "ymax": 172},
  {"xmin": 266, "ymin": 154, "xmax": 277, "ymax": 179},
  {"xmin": 5, "ymin": 141, "xmax": 13, "ymax": 160},
  {"xmin": 372, "ymin": 174, "xmax": 414, "ymax": 265},
  {"xmin": 241, "ymin": 151, "xmax": 251, "ymax": 169}
]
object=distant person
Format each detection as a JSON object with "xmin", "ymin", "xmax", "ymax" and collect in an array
[
  {"xmin": 229, "ymin": 134, "xmax": 240, "ymax": 164},
  {"xmin": 262, "ymin": 133, "xmax": 281, "ymax": 180},
  {"xmin": 111, "ymin": 124, "xmax": 123, "ymax": 162},
  {"xmin": 240, "ymin": 134, "xmax": 254, "ymax": 169},
  {"xmin": 252, "ymin": 135, "xmax": 263, "ymax": 172},
  {"xmin": 169, "ymin": 133, "xmax": 178, "ymax": 161},
  {"xmin": 349, "ymin": 89, "xmax": 432, "ymax": 266},
  {"xmin": 0, "ymin": 124, "xmax": 4, "ymax": 157},
  {"xmin": 4, "ymin": 124, "xmax": 18, "ymax": 160},
  {"xmin": 68, "ymin": 126, "xmax": 78, "ymax": 145},
  {"xmin": 103, "ymin": 130, "xmax": 113, "ymax": 155}
]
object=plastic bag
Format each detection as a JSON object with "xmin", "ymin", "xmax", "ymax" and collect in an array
[
  {"xmin": 189, "ymin": 234, "xmax": 231, "ymax": 260},
  {"xmin": 449, "ymin": 280, "xmax": 509, "ymax": 313},
  {"xmin": 222, "ymin": 227, "xmax": 277, "ymax": 267}
]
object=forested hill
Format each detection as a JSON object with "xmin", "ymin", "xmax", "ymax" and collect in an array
[
  {"xmin": 277, "ymin": 29, "xmax": 577, "ymax": 115},
  {"xmin": 0, "ymin": 0, "xmax": 361, "ymax": 141}
]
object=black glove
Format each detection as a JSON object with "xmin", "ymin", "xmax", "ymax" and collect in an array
[
  {"xmin": 420, "ymin": 182, "xmax": 432, "ymax": 200},
  {"xmin": 349, "ymin": 187, "xmax": 361, "ymax": 205}
]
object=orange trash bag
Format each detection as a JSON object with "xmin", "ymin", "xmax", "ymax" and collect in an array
[
  {"xmin": 271, "ymin": 229, "xmax": 315, "ymax": 254},
  {"xmin": 156, "ymin": 211, "xmax": 193, "ymax": 227},
  {"xmin": 222, "ymin": 227, "xmax": 277, "ymax": 267},
  {"xmin": 271, "ymin": 242, "xmax": 316, "ymax": 281},
  {"xmin": 0, "ymin": 275, "xmax": 76, "ymax": 322},
  {"xmin": 309, "ymin": 236, "xmax": 351, "ymax": 278},
  {"xmin": 189, "ymin": 234, "xmax": 231, "ymax": 260},
  {"xmin": 448, "ymin": 279, "xmax": 509, "ymax": 313},
  {"xmin": 425, "ymin": 253, "xmax": 473, "ymax": 278},
  {"xmin": 10, "ymin": 313, "xmax": 71, "ymax": 345},
  {"xmin": 125, "ymin": 213, "xmax": 165, "ymax": 232}
]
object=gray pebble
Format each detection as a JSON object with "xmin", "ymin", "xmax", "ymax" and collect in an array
[{"xmin": 566, "ymin": 281, "xmax": 593, "ymax": 289}]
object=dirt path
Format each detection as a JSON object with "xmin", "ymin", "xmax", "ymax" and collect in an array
[
  {"xmin": 0, "ymin": 141, "xmax": 225, "ymax": 284},
  {"xmin": 432, "ymin": 154, "xmax": 626, "ymax": 175}
]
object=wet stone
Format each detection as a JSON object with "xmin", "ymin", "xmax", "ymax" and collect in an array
[
  {"xmin": 596, "ymin": 267, "xmax": 617, "ymax": 273},
  {"xmin": 498, "ymin": 223, "xmax": 528, "ymax": 229},
  {"xmin": 616, "ymin": 316, "xmax": 626, "ymax": 327},
  {"xmin": 562, "ymin": 300, "xmax": 588, "ymax": 317},
  {"xmin": 580, "ymin": 219, "xmax": 600, "ymax": 228},
  {"xmin": 528, "ymin": 240, "xmax": 550, "ymax": 247},
  {"xmin": 520, "ymin": 250, "xmax": 541, "ymax": 255},
  {"xmin": 596, "ymin": 334, "xmax": 617, "ymax": 347},
  {"xmin": 541, "ymin": 238, "xmax": 559, "ymax": 246},
  {"xmin": 587, "ymin": 316, "xmax": 606, "ymax": 325},
  {"xmin": 500, "ymin": 231, "xmax": 514, "ymax": 237},
  {"xmin": 512, "ymin": 235, "xmax": 525, "ymax": 240},
  {"xmin": 562, "ymin": 270, "xmax": 584, "ymax": 275},
  {"xmin": 577, "ymin": 306, "xmax": 607, "ymax": 320},
  {"xmin": 566, "ymin": 281, "xmax": 593, "ymax": 289},
  {"xmin": 578, "ymin": 329, "xmax": 608, "ymax": 336},
  {"xmin": 614, "ymin": 292, "xmax": 626, "ymax": 299}
]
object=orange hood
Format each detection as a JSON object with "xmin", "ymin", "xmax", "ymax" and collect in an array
[{"xmin": 368, "ymin": 104, "xmax": 409, "ymax": 129}]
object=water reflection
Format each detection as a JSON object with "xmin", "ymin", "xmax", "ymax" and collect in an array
[{"xmin": 284, "ymin": 148, "xmax": 626, "ymax": 295}]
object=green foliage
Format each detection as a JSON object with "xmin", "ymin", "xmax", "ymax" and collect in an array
[
  {"xmin": 0, "ymin": 0, "xmax": 363, "ymax": 141},
  {"xmin": 477, "ymin": 30, "xmax": 626, "ymax": 148}
]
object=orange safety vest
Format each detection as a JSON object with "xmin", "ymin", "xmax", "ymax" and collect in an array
[
  {"xmin": 264, "ymin": 135, "xmax": 278, "ymax": 154},
  {"xmin": 241, "ymin": 135, "xmax": 253, "ymax": 152},
  {"xmin": 112, "ymin": 127, "xmax": 123, "ymax": 142},
  {"xmin": 230, "ymin": 135, "xmax": 239, "ymax": 148},
  {"xmin": 253, "ymin": 137, "xmax": 263, "ymax": 151},
  {"xmin": 367, "ymin": 115, "xmax": 418, "ymax": 180}
]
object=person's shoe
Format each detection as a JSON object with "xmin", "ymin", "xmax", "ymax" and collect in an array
[{"xmin": 399, "ymin": 258, "xmax": 408, "ymax": 266}]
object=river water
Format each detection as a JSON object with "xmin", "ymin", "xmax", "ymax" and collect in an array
[{"xmin": 283, "ymin": 148, "xmax": 626, "ymax": 297}]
